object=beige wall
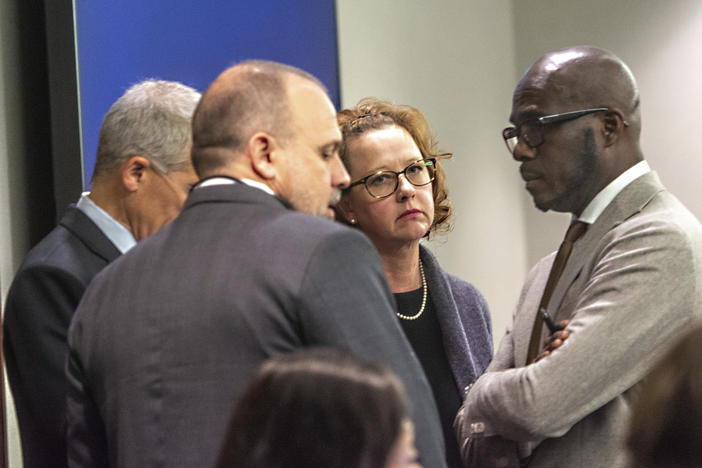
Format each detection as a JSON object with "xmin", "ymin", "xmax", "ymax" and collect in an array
[
  {"xmin": 1, "ymin": 0, "xmax": 29, "ymax": 465},
  {"xmin": 1, "ymin": 0, "xmax": 31, "ymax": 300},
  {"xmin": 336, "ymin": 0, "xmax": 527, "ymax": 344}
]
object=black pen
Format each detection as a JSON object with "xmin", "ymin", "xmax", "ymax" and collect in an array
[{"xmin": 539, "ymin": 307, "xmax": 558, "ymax": 334}]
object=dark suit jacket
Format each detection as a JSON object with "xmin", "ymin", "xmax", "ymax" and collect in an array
[
  {"xmin": 66, "ymin": 183, "xmax": 447, "ymax": 468},
  {"xmin": 4, "ymin": 206, "xmax": 121, "ymax": 468}
]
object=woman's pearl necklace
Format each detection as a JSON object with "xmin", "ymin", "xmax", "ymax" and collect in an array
[{"xmin": 396, "ymin": 260, "xmax": 427, "ymax": 321}]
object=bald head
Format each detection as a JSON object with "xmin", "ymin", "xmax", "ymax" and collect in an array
[
  {"xmin": 191, "ymin": 60, "xmax": 326, "ymax": 177},
  {"xmin": 515, "ymin": 46, "xmax": 641, "ymax": 139},
  {"xmin": 509, "ymin": 47, "xmax": 646, "ymax": 215}
]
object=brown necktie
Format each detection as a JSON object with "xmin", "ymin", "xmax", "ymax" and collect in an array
[{"xmin": 525, "ymin": 221, "xmax": 588, "ymax": 364}]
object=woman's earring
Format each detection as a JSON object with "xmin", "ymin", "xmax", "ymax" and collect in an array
[{"xmin": 350, "ymin": 218, "xmax": 357, "ymax": 224}]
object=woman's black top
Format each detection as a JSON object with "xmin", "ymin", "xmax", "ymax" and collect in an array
[{"xmin": 395, "ymin": 288, "xmax": 463, "ymax": 468}]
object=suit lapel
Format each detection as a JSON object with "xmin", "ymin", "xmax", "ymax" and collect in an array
[
  {"xmin": 59, "ymin": 205, "xmax": 121, "ymax": 263},
  {"xmin": 547, "ymin": 172, "xmax": 665, "ymax": 317}
]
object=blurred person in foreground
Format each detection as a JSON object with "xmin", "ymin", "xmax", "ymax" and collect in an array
[
  {"xmin": 65, "ymin": 60, "xmax": 446, "ymax": 468},
  {"xmin": 216, "ymin": 347, "xmax": 422, "ymax": 468},
  {"xmin": 3, "ymin": 79, "xmax": 199, "ymax": 468},
  {"xmin": 336, "ymin": 98, "xmax": 493, "ymax": 467},
  {"xmin": 455, "ymin": 45, "xmax": 702, "ymax": 467},
  {"xmin": 626, "ymin": 321, "xmax": 702, "ymax": 468}
]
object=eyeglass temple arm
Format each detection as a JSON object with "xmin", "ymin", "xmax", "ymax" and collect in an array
[{"xmin": 538, "ymin": 107, "xmax": 608, "ymax": 124}]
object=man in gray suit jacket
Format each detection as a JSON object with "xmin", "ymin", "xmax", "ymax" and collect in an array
[
  {"xmin": 455, "ymin": 46, "xmax": 702, "ymax": 467},
  {"xmin": 66, "ymin": 60, "xmax": 446, "ymax": 468}
]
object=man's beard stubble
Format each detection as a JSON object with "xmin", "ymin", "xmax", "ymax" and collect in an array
[{"xmin": 535, "ymin": 128, "xmax": 598, "ymax": 214}]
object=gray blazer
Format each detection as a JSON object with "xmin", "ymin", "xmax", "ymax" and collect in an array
[
  {"xmin": 66, "ymin": 183, "xmax": 446, "ymax": 468},
  {"xmin": 456, "ymin": 172, "xmax": 702, "ymax": 467},
  {"xmin": 420, "ymin": 245, "xmax": 492, "ymax": 392}
]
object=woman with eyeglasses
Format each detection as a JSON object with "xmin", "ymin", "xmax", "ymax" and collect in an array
[{"xmin": 336, "ymin": 98, "xmax": 493, "ymax": 468}]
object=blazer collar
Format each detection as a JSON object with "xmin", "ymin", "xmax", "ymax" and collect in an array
[
  {"xmin": 419, "ymin": 245, "xmax": 483, "ymax": 390},
  {"xmin": 183, "ymin": 181, "xmax": 294, "ymax": 212},
  {"xmin": 547, "ymin": 171, "xmax": 665, "ymax": 315},
  {"xmin": 59, "ymin": 205, "xmax": 122, "ymax": 263}
]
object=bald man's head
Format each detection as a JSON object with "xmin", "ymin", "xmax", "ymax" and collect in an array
[
  {"xmin": 191, "ymin": 60, "xmax": 325, "ymax": 177},
  {"xmin": 508, "ymin": 46, "xmax": 645, "ymax": 215},
  {"xmin": 514, "ymin": 46, "xmax": 641, "ymax": 138},
  {"xmin": 189, "ymin": 60, "xmax": 349, "ymax": 218}
]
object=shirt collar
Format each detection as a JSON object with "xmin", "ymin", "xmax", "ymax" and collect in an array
[
  {"xmin": 577, "ymin": 160, "xmax": 651, "ymax": 224},
  {"xmin": 76, "ymin": 193, "xmax": 137, "ymax": 254},
  {"xmin": 196, "ymin": 176, "xmax": 275, "ymax": 196}
]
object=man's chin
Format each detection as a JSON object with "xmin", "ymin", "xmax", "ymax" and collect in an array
[
  {"xmin": 533, "ymin": 195, "xmax": 574, "ymax": 214},
  {"xmin": 533, "ymin": 199, "xmax": 551, "ymax": 212},
  {"xmin": 528, "ymin": 188, "xmax": 557, "ymax": 212},
  {"xmin": 530, "ymin": 192, "xmax": 555, "ymax": 212}
]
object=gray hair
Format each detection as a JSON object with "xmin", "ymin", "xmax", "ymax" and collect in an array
[{"xmin": 92, "ymin": 80, "xmax": 201, "ymax": 180}]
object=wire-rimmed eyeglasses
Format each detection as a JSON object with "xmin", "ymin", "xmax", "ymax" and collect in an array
[
  {"xmin": 347, "ymin": 158, "xmax": 436, "ymax": 199},
  {"xmin": 502, "ymin": 107, "xmax": 609, "ymax": 154}
]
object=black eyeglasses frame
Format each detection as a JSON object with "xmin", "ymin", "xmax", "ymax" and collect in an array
[
  {"xmin": 502, "ymin": 107, "xmax": 609, "ymax": 153},
  {"xmin": 346, "ymin": 158, "xmax": 437, "ymax": 199}
]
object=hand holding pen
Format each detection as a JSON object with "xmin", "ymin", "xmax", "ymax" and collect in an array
[{"xmin": 533, "ymin": 307, "xmax": 570, "ymax": 363}]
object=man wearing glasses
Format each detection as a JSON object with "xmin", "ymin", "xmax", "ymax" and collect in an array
[{"xmin": 456, "ymin": 46, "xmax": 702, "ymax": 467}]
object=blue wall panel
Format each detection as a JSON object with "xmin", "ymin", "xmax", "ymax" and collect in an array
[{"xmin": 74, "ymin": 0, "xmax": 340, "ymax": 187}]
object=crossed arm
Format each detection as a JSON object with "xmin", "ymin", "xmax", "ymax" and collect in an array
[{"xmin": 457, "ymin": 219, "xmax": 700, "ymax": 444}]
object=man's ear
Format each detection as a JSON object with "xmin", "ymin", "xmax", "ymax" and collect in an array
[
  {"xmin": 247, "ymin": 132, "xmax": 279, "ymax": 180},
  {"xmin": 122, "ymin": 156, "xmax": 151, "ymax": 192},
  {"xmin": 602, "ymin": 109, "xmax": 627, "ymax": 147}
]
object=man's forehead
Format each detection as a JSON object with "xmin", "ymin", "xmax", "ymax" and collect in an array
[
  {"xmin": 510, "ymin": 85, "xmax": 548, "ymax": 121},
  {"xmin": 289, "ymin": 81, "xmax": 334, "ymax": 117},
  {"xmin": 321, "ymin": 124, "xmax": 342, "ymax": 146},
  {"xmin": 511, "ymin": 69, "xmax": 572, "ymax": 121}
]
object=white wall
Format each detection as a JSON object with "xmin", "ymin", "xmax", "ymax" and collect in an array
[
  {"xmin": 513, "ymin": 0, "xmax": 702, "ymax": 265},
  {"xmin": 336, "ymin": 0, "xmax": 527, "ymax": 344},
  {"xmin": 1, "ymin": 0, "xmax": 29, "ymax": 465}
]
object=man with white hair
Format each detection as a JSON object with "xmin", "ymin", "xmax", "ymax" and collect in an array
[{"xmin": 4, "ymin": 79, "xmax": 200, "ymax": 468}]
